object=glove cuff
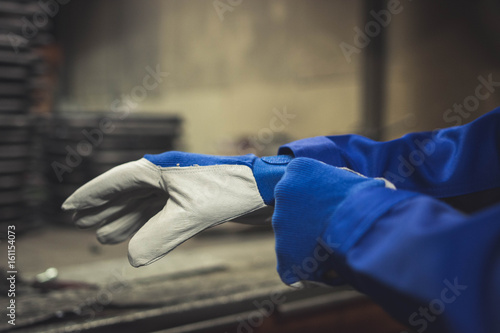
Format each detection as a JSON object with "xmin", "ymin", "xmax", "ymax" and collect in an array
[{"xmin": 253, "ymin": 155, "xmax": 292, "ymax": 206}]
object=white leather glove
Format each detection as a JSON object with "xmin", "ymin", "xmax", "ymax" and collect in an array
[{"xmin": 62, "ymin": 151, "xmax": 291, "ymax": 267}]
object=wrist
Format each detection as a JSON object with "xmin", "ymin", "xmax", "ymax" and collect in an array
[{"xmin": 253, "ymin": 155, "xmax": 293, "ymax": 205}]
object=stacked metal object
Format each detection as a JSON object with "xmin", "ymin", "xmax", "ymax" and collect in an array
[
  {"xmin": 0, "ymin": 1, "xmax": 183, "ymax": 228},
  {"xmin": 0, "ymin": 2, "xmax": 36, "ymax": 114},
  {"xmin": 0, "ymin": 1, "xmax": 52, "ymax": 234},
  {"xmin": 0, "ymin": 117, "xmax": 36, "ymax": 234},
  {"xmin": 0, "ymin": 0, "xmax": 54, "ymax": 47},
  {"xmin": 43, "ymin": 113, "xmax": 182, "ymax": 224}
]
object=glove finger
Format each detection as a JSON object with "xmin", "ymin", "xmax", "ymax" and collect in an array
[
  {"xmin": 74, "ymin": 203, "xmax": 125, "ymax": 229},
  {"xmin": 127, "ymin": 200, "xmax": 227, "ymax": 267},
  {"xmin": 96, "ymin": 197, "xmax": 165, "ymax": 244},
  {"xmin": 61, "ymin": 159, "xmax": 160, "ymax": 211},
  {"xmin": 72, "ymin": 189, "xmax": 165, "ymax": 228}
]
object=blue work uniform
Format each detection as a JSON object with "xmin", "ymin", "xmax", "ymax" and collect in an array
[{"xmin": 275, "ymin": 107, "xmax": 500, "ymax": 333}]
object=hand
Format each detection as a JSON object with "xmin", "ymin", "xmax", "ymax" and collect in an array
[
  {"xmin": 62, "ymin": 151, "xmax": 291, "ymax": 267},
  {"xmin": 272, "ymin": 157, "xmax": 395, "ymax": 287}
]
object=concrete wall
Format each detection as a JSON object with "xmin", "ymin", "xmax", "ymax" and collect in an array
[
  {"xmin": 56, "ymin": 0, "xmax": 500, "ymax": 151},
  {"xmin": 385, "ymin": 0, "xmax": 500, "ymax": 139},
  {"xmin": 57, "ymin": 0, "xmax": 362, "ymax": 154}
]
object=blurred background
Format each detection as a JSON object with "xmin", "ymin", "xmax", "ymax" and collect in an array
[{"xmin": 1, "ymin": 0, "xmax": 500, "ymax": 332}]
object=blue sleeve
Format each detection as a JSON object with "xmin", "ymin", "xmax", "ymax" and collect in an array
[
  {"xmin": 278, "ymin": 107, "xmax": 500, "ymax": 198},
  {"xmin": 324, "ymin": 187, "xmax": 500, "ymax": 333}
]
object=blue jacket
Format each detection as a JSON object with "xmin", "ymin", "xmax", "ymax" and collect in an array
[{"xmin": 277, "ymin": 107, "xmax": 500, "ymax": 332}]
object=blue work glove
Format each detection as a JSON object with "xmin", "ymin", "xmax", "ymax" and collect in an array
[
  {"xmin": 62, "ymin": 151, "xmax": 291, "ymax": 267},
  {"xmin": 272, "ymin": 157, "xmax": 395, "ymax": 287}
]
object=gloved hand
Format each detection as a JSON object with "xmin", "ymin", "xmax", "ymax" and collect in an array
[
  {"xmin": 272, "ymin": 157, "xmax": 395, "ymax": 287},
  {"xmin": 62, "ymin": 151, "xmax": 292, "ymax": 267}
]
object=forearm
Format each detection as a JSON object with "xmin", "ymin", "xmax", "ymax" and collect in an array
[
  {"xmin": 324, "ymin": 188, "xmax": 500, "ymax": 333},
  {"xmin": 279, "ymin": 107, "xmax": 500, "ymax": 198}
]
